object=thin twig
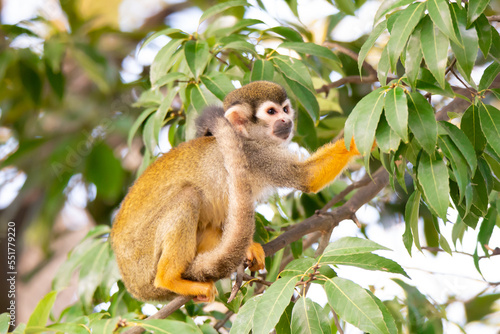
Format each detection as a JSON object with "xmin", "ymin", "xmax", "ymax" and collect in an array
[
  {"xmin": 332, "ymin": 310, "xmax": 344, "ymax": 334},
  {"xmin": 123, "ymin": 295, "xmax": 192, "ymax": 334},
  {"xmin": 227, "ymin": 264, "xmax": 245, "ymax": 303},
  {"xmin": 214, "ymin": 310, "xmax": 234, "ymax": 331},
  {"xmin": 319, "ymin": 172, "xmax": 373, "ymax": 213},
  {"xmin": 315, "ymin": 226, "xmax": 334, "ymax": 257},
  {"xmin": 242, "ymin": 273, "xmax": 273, "ymax": 286},
  {"xmin": 323, "ymin": 41, "xmax": 377, "ymax": 77}
]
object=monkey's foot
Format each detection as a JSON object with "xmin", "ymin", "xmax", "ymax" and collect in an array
[
  {"xmin": 245, "ymin": 242, "xmax": 265, "ymax": 272},
  {"xmin": 193, "ymin": 282, "xmax": 217, "ymax": 303},
  {"xmin": 155, "ymin": 275, "xmax": 216, "ymax": 303}
]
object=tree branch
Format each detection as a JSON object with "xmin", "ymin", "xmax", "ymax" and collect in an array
[
  {"xmin": 123, "ymin": 296, "xmax": 192, "ymax": 334},
  {"xmin": 262, "ymin": 167, "xmax": 390, "ymax": 256}
]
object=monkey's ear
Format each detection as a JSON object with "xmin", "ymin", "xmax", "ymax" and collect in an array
[{"xmin": 225, "ymin": 104, "xmax": 251, "ymax": 137}]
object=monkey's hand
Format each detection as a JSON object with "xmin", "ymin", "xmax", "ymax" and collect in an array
[{"xmin": 245, "ymin": 242, "xmax": 265, "ymax": 272}]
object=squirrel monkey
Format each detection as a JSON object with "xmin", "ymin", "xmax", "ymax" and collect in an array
[{"xmin": 111, "ymin": 81, "xmax": 360, "ymax": 302}]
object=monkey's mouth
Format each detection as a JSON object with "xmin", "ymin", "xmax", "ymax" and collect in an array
[{"xmin": 273, "ymin": 121, "xmax": 293, "ymax": 140}]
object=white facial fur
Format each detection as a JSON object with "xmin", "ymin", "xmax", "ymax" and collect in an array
[{"xmin": 255, "ymin": 99, "xmax": 294, "ymax": 144}]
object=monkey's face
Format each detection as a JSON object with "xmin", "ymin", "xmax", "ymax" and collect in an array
[
  {"xmin": 253, "ymin": 99, "xmax": 294, "ymax": 144},
  {"xmin": 225, "ymin": 99, "xmax": 295, "ymax": 144}
]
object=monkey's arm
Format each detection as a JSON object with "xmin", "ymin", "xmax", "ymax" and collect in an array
[{"xmin": 300, "ymin": 138, "xmax": 360, "ymax": 193}]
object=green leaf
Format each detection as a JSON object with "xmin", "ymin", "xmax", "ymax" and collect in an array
[
  {"xmin": 199, "ymin": 0, "xmax": 248, "ymax": 24},
  {"xmin": 154, "ymin": 72, "xmax": 189, "ymax": 89},
  {"xmin": 141, "ymin": 28, "xmax": 188, "ymax": 50},
  {"xmin": 272, "ymin": 57, "xmax": 314, "ymax": 91},
  {"xmin": 475, "ymin": 14, "xmax": 492, "ymax": 56},
  {"xmin": 393, "ymin": 279, "xmax": 443, "ymax": 333},
  {"xmin": 128, "ymin": 108, "xmax": 156, "ymax": 147},
  {"xmin": 201, "ymin": 73, "xmax": 235, "ymax": 101},
  {"xmin": 154, "ymin": 88, "xmax": 178, "ymax": 141},
  {"xmin": 462, "ymin": 104, "xmax": 486, "ymax": 154},
  {"xmin": 404, "ymin": 190, "xmax": 421, "ymax": 254},
  {"xmin": 321, "ymin": 253, "xmax": 409, "ymax": 277},
  {"xmin": 465, "ymin": 293, "xmax": 500, "ymax": 322},
  {"xmin": 374, "ymin": 0, "xmax": 414, "ymax": 23},
  {"xmin": 266, "ymin": 26, "xmax": 303, "ymax": 42},
  {"xmin": 85, "ymin": 142, "xmax": 125, "ymax": 201},
  {"xmin": 281, "ymin": 75, "xmax": 320, "ymax": 122},
  {"xmin": 439, "ymin": 121, "xmax": 478, "ymax": 173},
  {"xmin": 26, "ymin": 291, "xmax": 57, "ymax": 328},
  {"xmin": 450, "ymin": 4, "xmax": 479, "ymax": 82},
  {"xmin": 413, "ymin": 68, "xmax": 456, "ymax": 98},
  {"xmin": 467, "ymin": 0, "xmax": 489, "ymax": 27},
  {"xmin": 275, "ymin": 302, "xmax": 293, "ymax": 334},
  {"xmin": 427, "ymin": 0, "xmax": 460, "ymax": 45},
  {"xmin": 230, "ymin": 296, "xmax": 261, "ymax": 334},
  {"xmin": 0, "ymin": 313, "xmax": 10, "ymax": 334},
  {"xmin": 133, "ymin": 320, "xmax": 202, "ymax": 334},
  {"xmin": 19, "ymin": 62, "xmax": 42, "ymax": 105},
  {"xmin": 323, "ymin": 237, "xmax": 390, "ymax": 256},
  {"xmin": 405, "ymin": 25, "xmax": 423, "ymax": 89},
  {"xmin": 253, "ymin": 276, "xmax": 299, "ymax": 334},
  {"xmin": 150, "ymin": 39, "xmax": 183, "ymax": 85},
  {"xmin": 420, "ymin": 15, "xmax": 449, "ymax": 88},
  {"xmin": 12, "ymin": 324, "xmax": 26, "ymax": 334},
  {"xmin": 344, "ymin": 87, "xmax": 385, "ymax": 150},
  {"xmin": 222, "ymin": 40, "xmax": 257, "ymax": 55},
  {"xmin": 89, "ymin": 318, "xmax": 120, "ymax": 334},
  {"xmin": 251, "ymin": 59, "xmax": 275, "ymax": 82},
  {"xmin": 214, "ymin": 19, "xmax": 263, "ymax": 36},
  {"xmin": 191, "ymin": 83, "xmax": 212, "ymax": 114},
  {"xmin": 353, "ymin": 88, "xmax": 385, "ymax": 155},
  {"xmin": 479, "ymin": 61, "xmax": 500, "ymax": 90},
  {"xmin": 471, "ymin": 163, "xmax": 489, "ymax": 215},
  {"xmin": 377, "ymin": 46, "xmax": 391, "ymax": 86},
  {"xmin": 479, "ymin": 104, "xmax": 500, "ymax": 157},
  {"xmin": 143, "ymin": 113, "xmax": 157, "ymax": 155},
  {"xmin": 279, "ymin": 42, "xmax": 341, "ymax": 65},
  {"xmin": 281, "ymin": 258, "xmax": 316, "ymax": 277},
  {"xmin": 358, "ymin": 20, "xmax": 387, "ymax": 74},
  {"xmin": 384, "ymin": 86, "xmax": 408, "ymax": 142},
  {"xmin": 376, "ymin": 113, "xmax": 401, "ymax": 153},
  {"xmin": 439, "ymin": 234, "xmax": 453, "ymax": 255},
  {"xmin": 325, "ymin": 277, "xmax": 394, "ymax": 334},
  {"xmin": 489, "ymin": 28, "xmax": 500, "ymax": 63},
  {"xmin": 366, "ymin": 290, "xmax": 398, "ymax": 334},
  {"xmin": 45, "ymin": 59, "xmax": 65, "ymax": 100},
  {"xmin": 417, "ymin": 151, "xmax": 450, "ymax": 219},
  {"xmin": 291, "ymin": 298, "xmax": 330, "ymax": 334},
  {"xmin": 184, "ymin": 40, "xmax": 211, "ymax": 78},
  {"xmin": 478, "ymin": 206, "xmax": 497, "ymax": 254},
  {"xmin": 334, "ymin": 0, "xmax": 356, "ymax": 15},
  {"xmin": 407, "ymin": 92, "xmax": 438, "ymax": 154},
  {"xmin": 386, "ymin": 2, "xmax": 426, "ymax": 71},
  {"xmin": 438, "ymin": 135, "xmax": 469, "ymax": 202}
]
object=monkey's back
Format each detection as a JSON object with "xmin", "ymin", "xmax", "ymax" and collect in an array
[{"xmin": 111, "ymin": 136, "xmax": 229, "ymax": 301}]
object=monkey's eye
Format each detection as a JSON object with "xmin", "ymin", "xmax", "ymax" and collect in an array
[
  {"xmin": 283, "ymin": 106, "xmax": 289, "ymax": 113},
  {"xmin": 267, "ymin": 108, "xmax": 276, "ymax": 115}
]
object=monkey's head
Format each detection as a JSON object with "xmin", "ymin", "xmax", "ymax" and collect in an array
[{"xmin": 223, "ymin": 81, "xmax": 295, "ymax": 144}]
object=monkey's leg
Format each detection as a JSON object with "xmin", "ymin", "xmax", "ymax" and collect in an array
[
  {"xmin": 154, "ymin": 187, "xmax": 216, "ymax": 302},
  {"xmin": 303, "ymin": 138, "xmax": 360, "ymax": 193},
  {"xmin": 245, "ymin": 242, "xmax": 265, "ymax": 271}
]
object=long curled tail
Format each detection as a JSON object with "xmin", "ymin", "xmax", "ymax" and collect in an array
[{"xmin": 185, "ymin": 113, "xmax": 255, "ymax": 281}]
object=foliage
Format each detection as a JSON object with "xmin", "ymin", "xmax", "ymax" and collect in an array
[{"xmin": 2, "ymin": 0, "xmax": 500, "ymax": 333}]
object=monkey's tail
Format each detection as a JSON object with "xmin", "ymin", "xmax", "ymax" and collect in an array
[{"xmin": 184, "ymin": 118, "xmax": 255, "ymax": 282}]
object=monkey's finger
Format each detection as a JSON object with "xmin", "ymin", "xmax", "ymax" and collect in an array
[{"xmin": 246, "ymin": 242, "xmax": 265, "ymax": 271}]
